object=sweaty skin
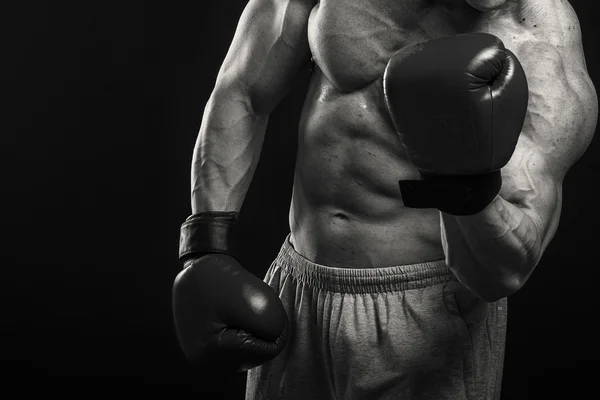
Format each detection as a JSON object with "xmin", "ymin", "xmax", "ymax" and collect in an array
[
  {"xmin": 290, "ymin": 0, "xmax": 597, "ymax": 269},
  {"xmin": 192, "ymin": 0, "xmax": 597, "ymax": 289}
]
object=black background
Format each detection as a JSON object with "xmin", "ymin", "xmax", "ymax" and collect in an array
[{"xmin": 3, "ymin": 0, "xmax": 599, "ymax": 398}]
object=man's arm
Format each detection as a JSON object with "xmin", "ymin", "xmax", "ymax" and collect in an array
[
  {"xmin": 440, "ymin": 9, "xmax": 598, "ymax": 302},
  {"xmin": 191, "ymin": 0, "xmax": 315, "ymax": 214},
  {"xmin": 172, "ymin": 0, "xmax": 316, "ymax": 370}
]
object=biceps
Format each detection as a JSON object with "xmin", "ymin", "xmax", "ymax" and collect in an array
[
  {"xmin": 516, "ymin": 38, "xmax": 597, "ymax": 174},
  {"xmin": 566, "ymin": 69, "xmax": 599, "ymax": 165},
  {"xmin": 215, "ymin": 0, "xmax": 314, "ymax": 115}
]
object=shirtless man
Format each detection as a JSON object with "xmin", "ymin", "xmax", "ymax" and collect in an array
[{"xmin": 172, "ymin": 0, "xmax": 598, "ymax": 399}]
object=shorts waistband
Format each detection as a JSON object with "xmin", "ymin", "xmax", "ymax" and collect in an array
[{"xmin": 274, "ymin": 234, "xmax": 456, "ymax": 294}]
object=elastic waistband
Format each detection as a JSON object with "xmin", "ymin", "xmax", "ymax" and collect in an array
[{"xmin": 274, "ymin": 234, "xmax": 456, "ymax": 294}]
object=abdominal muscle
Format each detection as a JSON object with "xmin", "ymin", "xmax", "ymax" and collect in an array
[
  {"xmin": 288, "ymin": 68, "xmax": 446, "ymax": 268},
  {"xmin": 287, "ymin": 0, "xmax": 489, "ymax": 268}
]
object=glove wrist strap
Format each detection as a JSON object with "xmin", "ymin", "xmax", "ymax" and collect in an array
[
  {"xmin": 399, "ymin": 170, "xmax": 502, "ymax": 215},
  {"xmin": 178, "ymin": 211, "xmax": 239, "ymax": 264}
]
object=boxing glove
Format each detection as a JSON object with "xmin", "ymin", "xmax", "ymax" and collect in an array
[
  {"xmin": 172, "ymin": 212, "xmax": 288, "ymax": 371},
  {"xmin": 383, "ymin": 33, "xmax": 529, "ymax": 215}
]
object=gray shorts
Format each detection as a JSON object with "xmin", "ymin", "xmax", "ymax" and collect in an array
[{"xmin": 246, "ymin": 235, "xmax": 508, "ymax": 400}]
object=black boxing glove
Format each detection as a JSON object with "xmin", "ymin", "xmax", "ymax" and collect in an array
[
  {"xmin": 383, "ymin": 33, "xmax": 529, "ymax": 215},
  {"xmin": 172, "ymin": 212, "xmax": 288, "ymax": 371}
]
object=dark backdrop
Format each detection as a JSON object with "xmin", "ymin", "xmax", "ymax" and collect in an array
[{"xmin": 3, "ymin": 0, "xmax": 599, "ymax": 398}]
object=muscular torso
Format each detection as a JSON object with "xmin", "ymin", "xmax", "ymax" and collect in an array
[{"xmin": 289, "ymin": 0, "xmax": 587, "ymax": 267}]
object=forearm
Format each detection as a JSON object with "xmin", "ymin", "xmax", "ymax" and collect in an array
[
  {"xmin": 440, "ymin": 195, "xmax": 542, "ymax": 301},
  {"xmin": 191, "ymin": 89, "xmax": 269, "ymax": 213}
]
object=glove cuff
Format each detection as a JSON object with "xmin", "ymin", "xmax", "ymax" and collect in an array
[
  {"xmin": 399, "ymin": 170, "xmax": 502, "ymax": 215},
  {"xmin": 178, "ymin": 211, "xmax": 240, "ymax": 265}
]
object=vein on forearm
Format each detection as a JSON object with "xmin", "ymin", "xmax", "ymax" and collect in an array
[
  {"xmin": 442, "ymin": 195, "xmax": 542, "ymax": 282},
  {"xmin": 192, "ymin": 92, "xmax": 269, "ymax": 212}
]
